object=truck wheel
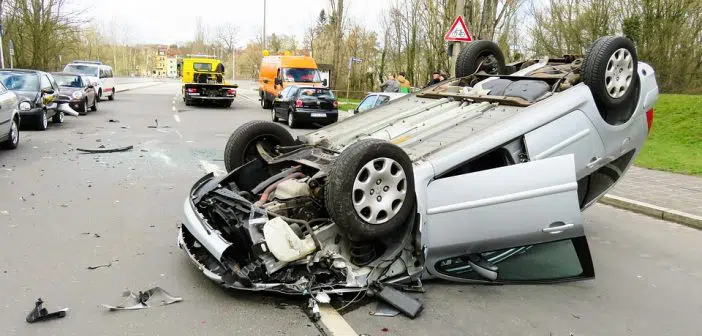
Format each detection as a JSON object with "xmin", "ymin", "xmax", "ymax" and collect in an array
[
  {"xmin": 324, "ymin": 139, "xmax": 415, "ymax": 240},
  {"xmin": 455, "ymin": 40, "xmax": 506, "ymax": 77},
  {"xmin": 223, "ymin": 121, "xmax": 296, "ymax": 172},
  {"xmin": 261, "ymin": 94, "xmax": 273, "ymax": 109},
  {"xmin": 581, "ymin": 36, "xmax": 640, "ymax": 125}
]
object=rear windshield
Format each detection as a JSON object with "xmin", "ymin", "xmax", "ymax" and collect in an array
[
  {"xmin": 299, "ymin": 88, "xmax": 335, "ymax": 99},
  {"xmin": 282, "ymin": 68, "xmax": 321, "ymax": 83},
  {"xmin": 193, "ymin": 63, "xmax": 212, "ymax": 71},
  {"xmin": 0, "ymin": 72, "xmax": 39, "ymax": 91},
  {"xmin": 64, "ymin": 64, "xmax": 99, "ymax": 77}
]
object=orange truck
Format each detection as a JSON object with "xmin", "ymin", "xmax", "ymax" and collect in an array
[{"xmin": 258, "ymin": 55, "xmax": 327, "ymax": 109}]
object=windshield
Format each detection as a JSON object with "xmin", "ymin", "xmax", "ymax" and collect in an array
[
  {"xmin": 54, "ymin": 75, "xmax": 82, "ymax": 88},
  {"xmin": 282, "ymin": 68, "xmax": 321, "ymax": 83},
  {"xmin": 299, "ymin": 88, "xmax": 335, "ymax": 99},
  {"xmin": 63, "ymin": 64, "xmax": 99, "ymax": 77},
  {"xmin": 0, "ymin": 72, "xmax": 39, "ymax": 91},
  {"xmin": 193, "ymin": 63, "xmax": 212, "ymax": 71}
]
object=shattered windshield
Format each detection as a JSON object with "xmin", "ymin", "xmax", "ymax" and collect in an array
[{"xmin": 0, "ymin": 72, "xmax": 39, "ymax": 91}]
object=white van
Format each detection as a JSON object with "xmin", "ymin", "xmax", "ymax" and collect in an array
[{"xmin": 63, "ymin": 61, "xmax": 116, "ymax": 101}]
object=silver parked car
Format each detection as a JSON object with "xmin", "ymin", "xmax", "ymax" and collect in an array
[
  {"xmin": 178, "ymin": 36, "xmax": 658, "ymax": 297},
  {"xmin": 0, "ymin": 80, "xmax": 20, "ymax": 150},
  {"xmin": 354, "ymin": 92, "xmax": 407, "ymax": 114}
]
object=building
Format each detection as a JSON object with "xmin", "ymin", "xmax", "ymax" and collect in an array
[
  {"xmin": 153, "ymin": 46, "xmax": 167, "ymax": 77},
  {"xmin": 167, "ymin": 57, "xmax": 178, "ymax": 78}
]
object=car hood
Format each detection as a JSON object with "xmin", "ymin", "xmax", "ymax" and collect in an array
[
  {"xmin": 13, "ymin": 90, "xmax": 38, "ymax": 102},
  {"xmin": 59, "ymin": 87, "xmax": 81, "ymax": 95}
]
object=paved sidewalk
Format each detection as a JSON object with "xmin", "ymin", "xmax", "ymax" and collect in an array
[{"xmin": 606, "ymin": 166, "xmax": 702, "ymax": 219}]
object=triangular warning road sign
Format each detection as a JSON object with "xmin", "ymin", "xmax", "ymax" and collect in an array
[{"xmin": 444, "ymin": 16, "xmax": 473, "ymax": 42}]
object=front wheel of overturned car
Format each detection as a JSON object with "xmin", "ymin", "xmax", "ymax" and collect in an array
[
  {"xmin": 582, "ymin": 36, "xmax": 640, "ymax": 125},
  {"xmin": 223, "ymin": 120, "xmax": 296, "ymax": 172},
  {"xmin": 325, "ymin": 139, "xmax": 416, "ymax": 240},
  {"xmin": 455, "ymin": 40, "xmax": 507, "ymax": 78}
]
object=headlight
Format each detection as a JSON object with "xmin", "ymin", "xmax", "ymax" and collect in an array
[
  {"xmin": 72, "ymin": 91, "xmax": 83, "ymax": 99},
  {"xmin": 19, "ymin": 101, "xmax": 31, "ymax": 111}
]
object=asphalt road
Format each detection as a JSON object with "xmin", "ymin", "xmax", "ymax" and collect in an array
[{"xmin": 0, "ymin": 80, "xmax": 700, "ymax": 336}]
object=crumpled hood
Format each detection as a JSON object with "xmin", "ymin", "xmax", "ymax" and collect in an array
[{"xmin": 13, "ymin": 90, "xmax": 38, "ymax": 103}]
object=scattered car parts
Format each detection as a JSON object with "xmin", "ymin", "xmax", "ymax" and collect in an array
[
  {"xmin": 77, "ymin": 145, "xmax": 134, "ymax": 154},
  {"xmin": 101, "ymin": 287, "xmax": 182, "ymax": 311},
  {"xmin": 26, "ymin": 298, "xmax": 68, "ymax": 323}
]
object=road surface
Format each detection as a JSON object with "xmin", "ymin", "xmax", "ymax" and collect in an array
[{"xmin": 0, "ymin": 80, "xmax": 699, "ymax": 336}]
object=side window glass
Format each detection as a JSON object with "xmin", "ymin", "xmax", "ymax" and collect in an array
[
  {"xmin": 376, "ymin": 95, "xmax": 390, "ymax": 106},
  {"xmin": 108, "ymin": 69, "xmax": 113, "ymax": 78},
  {"xmin": 287, "ymin": 87, "xmax": 298, "ymax": 99},
  {"xmin": 0, "ymin": 81, "xmax": 6, "ymax": 93},
  {"xmin": 357, "ymin": 95, "xmax": 378, "ymax": 113},
  {"xmin": 279, "ymin": 87, "xmax": 290, "ymax": 98},
  {"xmin": 49, "ymin": 76, "xmax": 59, "ymax": 89},
  {"xmin": 40, "ymin": 75, "xmax": 52, "ymax": 89}
]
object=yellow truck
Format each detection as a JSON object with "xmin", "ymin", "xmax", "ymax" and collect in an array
[{"xmin": 181, "ymin": 55, "xmax": 239, "ymax": 108}]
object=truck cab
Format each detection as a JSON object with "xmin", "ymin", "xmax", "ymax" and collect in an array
[
  {"xmin": 258, "ymin": 55, "xmax": 327, "ymax": 109},
  {"xmin": 181, "ymin": 55, "xmax": 238, "ymax": 108}
]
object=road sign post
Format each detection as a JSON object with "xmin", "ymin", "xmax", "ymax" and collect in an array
[
  {"xmin": 346, "ymin": 57, "xmax": 362, "ymax": 99},
  {"xmin": 445, "ymin": 15, "xmax": 473, "ymax": 78},
  {"xmin": 8, "ymin": 39, "xmax": 13, "ymax": 69}
]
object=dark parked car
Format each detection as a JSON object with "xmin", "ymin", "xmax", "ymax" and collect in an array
[
  {"xmin": 52, "ymin": 72, "xmax": 98, "ymax": 115},
  {"xmin": 271, "ymin": 86, "xmax": 338, "ymax": 128},
  {"xmin": 0, "ymin": 69, "xmax": 63, "ymax": 130}
]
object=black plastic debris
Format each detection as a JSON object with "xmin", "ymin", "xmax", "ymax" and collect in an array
[
  {"xmin": 370, "ymin": 283, "xmax": 423, "ymax": 319},
  {"xmin": 77, "ymin": 145, "xmax": 134, "ymax": 154},
  {"xmin": 26, "ymin": 298, "xmax": 68, "ymax": 323},
  {"xmin": 87, "ymin": 259, "xmax": 117, "ymax": 270},
  {"xmin": 108, "ymin": 119, "xmax": 119, "ymax": 123},
  {"xmin": 101, "ymin": 287, "xmax": 182, "ymax": 311}
]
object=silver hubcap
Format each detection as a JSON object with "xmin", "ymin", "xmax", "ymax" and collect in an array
[
  {"xmin": 58, "ymin": 111, "xmax": 64, "ymax": 122},
  {"xmin": 352, "ymin": 157, "xmax": 407, "ymax": 225},
  {"xmin": 10, "ymin": 120, "xmax": 17, "ymax": 144},
  {"xmin": 605, "ymin": 48, "xmax": 633, "ymax": 99},
  {"xmin": 271, "ymin": 109, "xmax": 275, "ymax": 120},
  {"xmin": 42, "ymin": 112, "xmax": 47, "ymax": 128},
  {"xmin": 288, "ymin": 112, "xmax": 293, "ymax": 126}
]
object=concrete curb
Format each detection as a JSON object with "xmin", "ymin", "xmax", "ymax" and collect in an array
[{"xmin": 599, "ymin": 195, "xmax": 702, "ymax": 230}]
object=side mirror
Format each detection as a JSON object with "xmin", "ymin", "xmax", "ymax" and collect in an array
[
  {"xmin": 322, "ymin": 79, "xmax": 328, "ymax": 86},
  {"xmin": 41, "ymin": 88, "xmax": 55, "ymax": 95},
  {"xmin": 263, "ymin": 79, "xmax": 269, "ymax": 84}
]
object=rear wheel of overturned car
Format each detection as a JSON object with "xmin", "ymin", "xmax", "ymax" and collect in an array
[
  {"xmin": 325, "ymin": 139, "xmax": 416, "ymax": 240},
  {"xmin": 455, "ymin": 40, "xmax": 507, "ymax": 78},
  {"xmin": 223, "ymin": 120, "xmax": 296, "ymax": 172},
  {"xmin": 581, "ymin": 36, "xmax": 640, "ymax": 125}
]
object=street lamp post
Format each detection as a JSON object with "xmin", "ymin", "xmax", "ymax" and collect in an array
[{"xmin": 262, "ymin": 0, "xmax": 267, "ymax": 50}]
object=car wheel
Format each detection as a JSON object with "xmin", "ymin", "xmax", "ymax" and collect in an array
[
  {"xmin": 91, "ymin": 97, "xmax": 98, "ymax": 112},
  {"xmin": 223, "ymin": 120, "xmax": 296, "ymax": 173},
  {"xmin": 52, "ymin": 110, "xmax": 65, "ymax": 124},
  {"xmin": 455, "ymin": 40, "xmax": 507, "ymax": 77},
  {"xmin": 1, "ymin": 117, "xmax": 19, "ymax": 149},
  {"xmin": 271, "ymin": 109, "xmax": 279, "ymax": 122},
  {"xmin": 287, "ymin": 110, "xmax": 297, "ymax": 128},
  {"xmin": 98, "ymin": 89, "xmax": 103, "ymax": 100},
  {"xmin": 36, "ymin": 110, "xmax": 48, "ymax": 130},
  {"xmin": 261, "ymin": 95, "xmax": 272, "ymax": 109},
  {"xmin": 80, "ymin": 99, "xmax": 89, "ymax": 115},
  {"xmin": 108, "ymin": 89, "xmax": 115, "ymax": 101},
  {"xmin": 324, "ymin": 139, "xmax": 416, "ymax": 240},
  {"xmin": 581, "ymin": 36, "xmax": 640, "ymax": 125}
]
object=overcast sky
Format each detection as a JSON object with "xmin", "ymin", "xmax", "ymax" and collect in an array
[{"xmin": 73, "ymin": 0, "xmax": 393, "ymax": 47}]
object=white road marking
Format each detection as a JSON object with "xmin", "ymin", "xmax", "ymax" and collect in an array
[
  {"xmin": 238, "ymin": 94, "xmax": 256, "ymax": 103},
  {"xmin": 173, "ymin": 114, "xmax": 181, "ymax": 123},
  {"xmin": 174, "ymin": 129, "xmax": 183, "ymax": 138},
  {"xmin": 198, "ymin": 160, "xmax": 225, "ymax": 176},
  {"xmin": 172, "ymin": 106, "xmax": 177, "ymax": 112},
  {"xmin": 318, "ymin": 304, "xmax": 357, "ymax": 336}
]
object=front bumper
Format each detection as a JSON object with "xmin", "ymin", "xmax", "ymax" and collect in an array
[{"xmin": 19, "ymin": 107, "xmax": 44, "ymax": 118}]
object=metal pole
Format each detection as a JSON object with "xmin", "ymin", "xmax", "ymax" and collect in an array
[
  {"xmin": 262, "ymin": 0, "xmax": 267, "ymax": 50},
  {"xmin": 346, "ymin": 58, "xmax": 351, "ymax": 99},
  {"xmin": 449, "ymin": 0, "xmax": 466, "ymax": 78},
  {"xmin": 232, "ymin": 48, "xmax": 236, "ymax": 81}
]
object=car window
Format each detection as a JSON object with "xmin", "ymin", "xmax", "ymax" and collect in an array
[
  {"xmin": 279, "ymin": 87, "xmax": 291, "ymax": 98},
  {"xmin": 299, "ymin": 88, "xmax": 335, "ymax": 99},
  {"xmin": 286, "ymin": 87, "xmax": 298, "ymax": 99},
  {"xmin": 40, "ymin": 75, "xmax": 52, "ymax": 90},
  {"xmin": 357, "ymin": 95, "xmax": 378, "ymax": 113},
  {"xmin": 49, "ymin": 75, "xmax": 59, "ymax": 90},
  {"xmin": 64, "ymin": 64, "xmax": 99, "ymax": 77},
  {"xmin": 375, "ymin": 95, "xmax": 391, "ymax": 106},
  {"xmin": 193, "ymin": 63, "xmax": 212, "ymax": 72},
  {"xmin": 54, "ymin": 75, "xmax": 82, "ymax": 88},
  {"xmin": 282, "ymin": 68, "xmax": 321, "ymax": 82},
  {"xmin": 0, "ymin": 73, "xmax": 40, "ymax": 91},
  {"xmin": 0, "ymin": 81, "xmax": 7, "ymax": 93}
]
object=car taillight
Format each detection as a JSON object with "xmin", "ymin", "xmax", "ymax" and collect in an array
[
  {"xmin": 646, "ymin": 108, "xmax": 654, "ymax": 133},
  {"xmin": 295, "ymin": 99, "xmax": 303, "ymax": 108},
  {"xmin": 227, "ymin": 89, "xmax": 236, "ymax": 95},
  {"xmin": 332, "ymin": 100, "xmax": 339, "ymax": 108},
  {"xmin": 186, "ymin": 88, "xmax": 197, "ymax": 93}
]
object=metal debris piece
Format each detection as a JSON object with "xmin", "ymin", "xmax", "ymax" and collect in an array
[
  {"xmin": 26, "ymin": 298, "xmax": 68, "ymax": 323},
  {"xmin": 77, "ymin": 145, "xmax": 134, "ymax": 154},
  {"xmin": 370, "ymin": 301, "xmax": 400, "ymax": 317},
  {"xmin": 87, "ymin": 259, "xmax": 117, "ymax": 270},
  {"xmin": 108, "ymin": 119, "xmax": 119, "ymax": 123},
  {"xmin": 101, "ymin": 287, "xmax": 182, "ymax": 311}
]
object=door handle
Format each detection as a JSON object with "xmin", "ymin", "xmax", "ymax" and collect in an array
[
  {"xmin": 542, "ymin": 222, "xmax": 574, "ymax": 233},
  {"xmin": 586, "ymin": 156, "xmax": 606, "ymax": 169}
]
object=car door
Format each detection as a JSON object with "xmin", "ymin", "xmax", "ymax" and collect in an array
[
  {"xmin": 81, "ymin": 76, "xmax": 95, "ymax": 105},
  {"xmin": 284, "ymin": 87, "xmax": 299, "ymax": 119},
  {"xmin": 423, "ymin": 154, "xmax": 595, "ymax": 284},
  {"xmin": 273, "ymin": 87, "xmax": 291, "ymax": 117}
]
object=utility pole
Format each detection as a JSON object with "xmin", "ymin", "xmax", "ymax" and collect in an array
[
  {"xmin": 232, "ymin": 48, "xmax": 236, "ymax": 81},
  {"xmin": 262, "ymin": 0, "xmax": 267, "ymax": 50},
  {"xmin": 0, "ymin": 0, "xmax": 5, "ymax": 69},
  {"xmin": 449, "ymin": 0, "xmax": 466, "ymax": 78}
]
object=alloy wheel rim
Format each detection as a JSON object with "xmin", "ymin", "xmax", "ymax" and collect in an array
[
  {"xmin": 605, "ymin": 48, "xmax": 634, "ymax": 99},
  {"xmin": 288, "ymin": 112, "xmax": 293, "ymax": 126},
  {"xmin": 10, "ymin": 120, "xmax": 18, "ymax": 144},
  {"xmin": 352, "ymin": 157, "xmax": 407, "ymax": 225},
  {"xmin": 42, "ymin": 112, "xmax": 48, "ymax": 128},
  {"xmin": 59, "ymin": 111, "xmax": 64, "ymax": 122}
]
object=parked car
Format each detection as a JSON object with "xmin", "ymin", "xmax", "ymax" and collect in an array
[
  {"xmin": 354, "ymin": 92, "xmax": 407, "ymax": 114},
  {"xmin": 51, "ymin": 72, "xmax": 98, "ymax": 115},
  {"xmin": 63, "ymin": 60, "xmax": 116, "ymax": 101},
  {"xmin": 0, "ymin": 69, "xmax": 64, "ymax": 130},
  {"xmin": 271, "ymin": 85, "xmax": 339, "ymax": 128},
  {"xmin": 178, "ymin": 36, "xmax": 658, "ymax": 298},
  {"xmin": 0, "ymin": 80, "xmax": 20, "ymax": 149}
]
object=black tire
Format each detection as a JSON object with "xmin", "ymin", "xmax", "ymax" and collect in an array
[
  {"xmin": 1, "ymin": 117, "xmax": 19, "ymax": 149},
  {"xmin": 223, "ymin": 121, "xmax": 296, "ymax": 172},
  {"xmin": 184, "ymin": 98, "xmax": 192, "ymax": 106},
  {"xmin": 52, "ymin": 110, "xmax": 64, "ymax": 124},
  {"xmin": 261, "ymin": 93, "xmax": 273, "ymax": 109},
  {"xmin": 287, "ymin": 110, "xmax": 298, "ymax": 128},
  {"xmin": 98, "ymin": 89, "xmax": 102, "ymax": 100},
  {"xmin": 581, "ymin": 36, "xmax": 640, "ymax": 125},
  {"xmin": 108, "ymin": 89, "xmax": 115, "ymax": 101},
  {"xmin": 324, "ymin": 139, "xmax": 416, "ymax": 240},
  {"xmin": 36, "ymin": 110, "xmax": 48, "ymax": 130},
  {"xmin": 455, "ymin": 40, "xmax": 507, "ymax": 77},
  {"xmin": 271, "ymin": 108, "xmax": 279, "ymax": 122},
  {"xmin": 79, "ymin": 99, "xmax": 89, "ymax": 115},
  {"xmin": 91, "ymin": 97, "xmax": 98, "ymax": 112}
]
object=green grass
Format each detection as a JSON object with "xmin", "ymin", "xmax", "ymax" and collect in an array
[
  {"xmin": 338, "ymin": 98, "xmax": 361, "ymax": 112},
  {"xmin": 635, "ymin": 94, "xmax": 702, "ymax": 176}
]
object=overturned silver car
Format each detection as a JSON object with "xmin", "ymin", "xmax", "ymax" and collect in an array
[{"xmin": 178, "ymin": 36, "xmax": 659, "ymax": 297}]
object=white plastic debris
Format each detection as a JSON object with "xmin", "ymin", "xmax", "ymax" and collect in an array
[{"xmin": 263, "ymin": 217, "xmax": 316, "ymax": 262}]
